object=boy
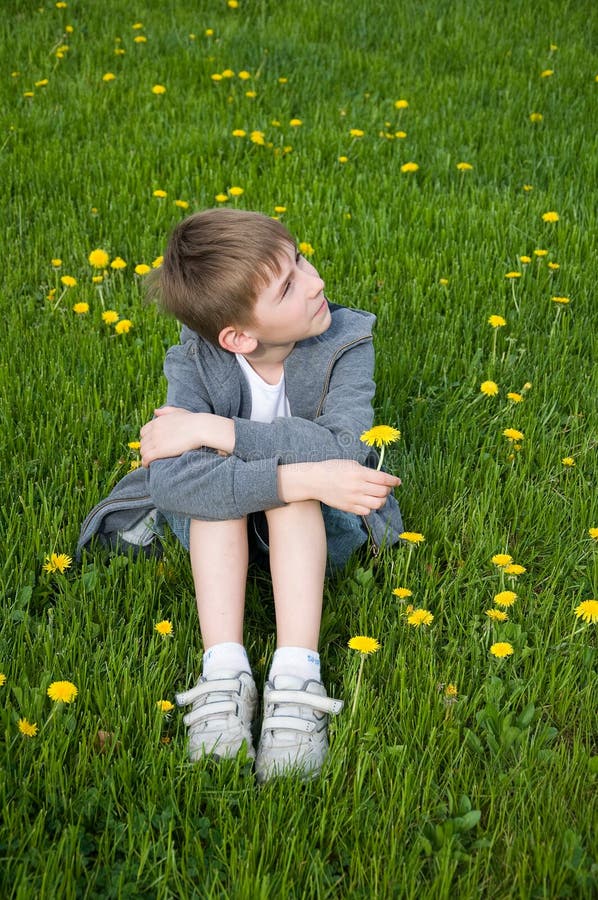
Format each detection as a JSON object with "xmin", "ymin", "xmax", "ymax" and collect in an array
[{"xmin": 79, "ymin": 208, "xmax": 403, "ymax": 782}]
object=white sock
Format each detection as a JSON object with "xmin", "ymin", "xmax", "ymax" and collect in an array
[
  {"xmin": 268, "ymin": 646, "xmax": 321, "ymax": 684},
  {"xmin": 202, "ymin": 642, "xmax": 251, "ymax": 678}
]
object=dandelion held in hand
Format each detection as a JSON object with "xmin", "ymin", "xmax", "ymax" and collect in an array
[
  {"xmin": 348, "ymin": 635, "xmax": 380, "ymax": 718},
  {"xmin": 360, "ymin": 425, "xmax": 401, "ymax": 470}
]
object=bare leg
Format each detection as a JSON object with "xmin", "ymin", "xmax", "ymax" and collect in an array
[
  {"xmin": 265, "ymin": 500, "xmax": 327, "ymax": 650},
  {"xmin": 189, "ymin": 517, "xmax": 248, "ymax": 649}
]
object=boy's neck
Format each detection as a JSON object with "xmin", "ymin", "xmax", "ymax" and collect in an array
[{"xmin": 239, "ymin": 340, "xmax": 295, "ymax": 382}]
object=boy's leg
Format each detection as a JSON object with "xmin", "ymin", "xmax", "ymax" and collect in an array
[
  {"xmin": 256, "ymin": 500, "xmax": 343, "ymax": 782},
  {"xmin": 175, "ymin": 516, "xmax": 258, "ymax": 761}
]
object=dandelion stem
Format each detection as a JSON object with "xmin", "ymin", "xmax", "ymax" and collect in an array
[
  {"xmin": 376, "ymin": 445, "xmax": 385, "ymax": 471},
  {"xmin": 491, "ymin": 328, "xmax": 498, "ymax": 372},
  {"xmin": 351, "ymin": 655, "xmax": 365, "ymax": 719},
  {"xmin": 403, "ymin": 546, "xmax": 413, "ymax": 584}
]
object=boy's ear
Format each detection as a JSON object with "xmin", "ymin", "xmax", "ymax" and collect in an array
[{"xmin": 218, "ymin": 325, "xmax": 258, "ymax": 355}]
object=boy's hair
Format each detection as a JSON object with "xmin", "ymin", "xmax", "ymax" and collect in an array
[{"xmin": 145, "ymin": 208, "xmax": 295, "ymax": 346}]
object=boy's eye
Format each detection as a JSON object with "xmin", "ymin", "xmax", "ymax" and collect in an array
[{"xmin": 281, "ymin": 253, "xmax": 302, "ymax": 298}]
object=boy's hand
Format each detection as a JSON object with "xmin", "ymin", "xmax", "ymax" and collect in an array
[
  {"xmin": 140, "ymin": 407, "xmax": 236, "ymax": 466},
  {"xmin": 278, "ymin": 459, "xmax": 401, "ymax": 515},
  {"xmin": 140, "ymin": 407, "xmax": 204, "ymax": 467}
]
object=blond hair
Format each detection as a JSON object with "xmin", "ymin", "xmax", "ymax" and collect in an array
[{"xmin": 145, "ymin": 208, "xmax": 295, "ymax": 346}]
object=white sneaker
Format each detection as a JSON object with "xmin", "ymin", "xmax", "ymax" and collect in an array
[
  {"xmin": 175, "ymin": 671, "xmax": 258, "ymax": 761},
  {"xmin": 255, "ymin": 675, "xmax": 344, "ymax": 783}
]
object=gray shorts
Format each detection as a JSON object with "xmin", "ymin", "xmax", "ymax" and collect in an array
[{"xmin": 163, "ymin": 504, "xmax": 369, "ymax": 574}]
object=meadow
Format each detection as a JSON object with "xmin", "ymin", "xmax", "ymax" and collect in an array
[{"xmin": 1, "ymin": 0, "xmax": 597, "ymax": 896}]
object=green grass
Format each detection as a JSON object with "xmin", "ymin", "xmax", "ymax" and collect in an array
[{"xmin": 1, "ymin": 0, "xmax": 597, "ymax": 896}]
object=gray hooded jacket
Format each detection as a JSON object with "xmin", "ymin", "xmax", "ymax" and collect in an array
[{"xmin": 77, "ymin": 302, "xmax": 403, "ymax": 556}]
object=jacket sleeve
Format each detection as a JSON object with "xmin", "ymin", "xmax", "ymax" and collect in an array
[
  {"xmin": 148, "ymin": 342, "xmax": 284, "ymax": 520},
  {"xmin": 232, "ymin": 338, "xmax": 378, "ymax": 465}
]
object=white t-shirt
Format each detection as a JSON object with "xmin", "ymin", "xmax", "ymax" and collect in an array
[{"xmin": 235, "ymin": 353, "xmax": 291, "ymax": 423}]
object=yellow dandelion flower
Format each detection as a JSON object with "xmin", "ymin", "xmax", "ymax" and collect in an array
[
  {"xmin": 88, "ymin": 248, "xmax": 109, "ymax": 268},
  {"xmin": 205, "ymin": 28, "xmax": 214, "ymax": 36},
  {"xmin": 400, "ymin": 162, "xmax": 419, "ymax": 173},
  {"xmin": 348, "ymin": 636, "xmax": 380, "ymax": 654},
  {"xmin": 73, "ymin": 302, "xmax": 89, "ymax": 315},
  {"xmin": 444, "ymin": 683, "xmax": 458, "ymax": 697},
  {"xmin": 232, "ymin": 129, "xmax": 246, "ymax": 137},
  {"xmin": 523, "ymin": 184, "xmax": 534, "ymax": 191},
  {"xmin": 215, "ymin": 193, "xmax": 229, "ymax": 203},
  {"xmin": 211, "ymin": 73, "xmax": 223, "ymax": 82},
  {"xmin": 18, "ymin": 718, "xmax": 38, "ymax": 737},
  {"xmin": 540, "ymin": 69, "xmax": 554, "ymax": 77},
  {"xmin": 561, "ymin": 457, "xmax": 575, "ymax": 467},
  {"xmin": 507, "ymin": 392, "xmax": 523, "ymax": 403},
  {"xmin": 534, "ymin": 249, "xmax": 548, "ymax": 257},
  {"xmin": 157, "ymin": 700, "xmax": 174, "ymax": 712},
  {"xmin": 35, "ymin": 79, "xmax": 49, "ymax": 87},
  {"xmin": 394, "ymin": 99, "xmax": 409, "ymax": 109},
  {"xmin": 400, "ymin": 532, "xmax": 425, "ymax": 544},
  {"xmin": 228, "ymin": 0, "xmax": 239, "ymax": 7},
  {"xmin": 102, "ymin": 310, "xmax": 119, "ymax": 324},
  {"xmin": 153, "ymin": 189, "xmax": 167, "ymax": 199},
  {"xmin": 133, "ymin": 36, "xmax": 147, "ymax": 43},
  {"xmin": 439, "ymin": 278, "xmax": 449, "ymax": 285},
  {"xmin": 338, "ymin": 155, "xmax": 348, "ymax": 163},
  {"xmin": 238, "ymin": 70, "xmax": 251, "ymax": 80},
  {"xmin": 360, "ymin": 425, "xmax": 401, "ymax": 447},
  {"xmin": 250, "ymin": 130, "xmax": 265, "ymax": 144},
  {"xmin": 43, "ymin": 552, "xmax": 72, "ymax": 574},
  {"xmin": 588, "ymin": 527, "xmax": 598, "ymax": 540},
  {"xmin": 152, "ymin": 84, "xmax": 166, "ymax": 95},
  {"xmin": 110, "ymin": 257, "xmax": 127, "ymax": 270},
  {"xmin": 128, "ymin": 440, "xmax": 141, "ymax": 450},
  {"xmin": 289, "ymin": 118, "xmax": 302, "ymax": 127},
  {"xmin": 529, "ymin": 112, "xmax": 543, "ymax": 122},
  {"xmin": 480, "ymin": 381, "xmax": 499, "ymax": 397},
  {"xmin": 245, "ymin": 90, "xmax": 257, "ymax": 98},
  {"xmin": 115, "ymin": 319, "xmax": 133, "ymax": 334},
  {"xmin": 542, "ymin": 211, "xmax": 559, "ymax": 223},
  {"xmin": 350, "ymin": 128, "xmax": 364, "ymax": 137},
  {"xmin": 407, "ymin": 609, "xmax": 434, "ymax": 627},
  {"xmin": 488, "ymin": 314, "xmax": 506, "ymax": 327},
  {"xmin": 505, "ymin": 271, "xmax": 522, "ymax": 279},
  {"xmin": 278, "ymin": 76, "xmax": 288, "ymax": 84},
  {"xmin": 551, "ymin": 296, "xmax": 570, "ymax": 304},
  {"xmin": 503, "ymin": 564, "xmax": 526, "ymax": 576},
  {"xmin": 456, "ymin": 162, "xmax": 473, "ymax": 171},
  {"xmin": 490, "ymin": 642, "xmax": 514, "ymax": 658},
  {"xmin": 51, "ymin": 258, "xmax": 62, "ymax": 268},
  {"xmin": 494, "ymin": 590, "xmax": 517, "ymax": 608},
  {"xmin": 396, "ymin": 130, "xmax": 407, "ymax": 138},
  {"xmin": 135, "ymin": 264, "xmax": 151, "ymax": 276},
  {"xmin": 222, "ymin": 69, "xmax": 235, "ymax": 78},
  {"xmin": 574, "ymin": 600, "xmax": 598, "ymax": 624},
  {"xmin": 491, "ymin": 553, "xmax": 513, "ymax": 567},
  {"xmin": 132, "ymin": 22, "xmax": 143, "ymax": 29},
  {"xmin": 298, "ymin": 241, "xmax": 314, "ymax": 256},
  {"xmin": 503, "ymin": 428, "xmax": 524, "ymax": 442},
  {"xmin": 548, "ymin": 262, "xmax": 560, "ymax": 270},
  {"xmin": 393, "ymin": 587, "xmax": 412, "ymax": 599},
  {"xmin": 229, "ymin": 186, "xmax": 244, "ymax": 197},
  {"xmin": 174, "ymin": 200, "xmax": 189, "ymax": 209},
  {"xmin": 520, "ymin": 255, "xmax": 532, "ymax": 264},
  {"xmin": 129, "ymin": 460, "xmax": 141, "ymax": 471},
  {"xmin": 0, "ymin": 673, "xmax": 6, "ymax": 686},
  {"xmin": 47, "ymin": 288, "xmax": 57, "ymax": 301},
  {"xmin": 274, "ymin": 205, "xmax": 287, "ymax": 214},
  {"xmin": 61, "ymin": 275, "xmax": 77, "ymax": 287},
  {"xmin": 152, "ymin": 256, "xmax": 163, "ymax": 268},
  {"xmin": 485, "ymin": 609, "xmax": 508, "ymax": 622},
  {"xmin": 102, "ymin": 73, "xmax": 116, "ymax": 82},
  {"xmin": 47, "ymin": 680, "xmax": 78, "ymax": 703},
  {"xmin": 154, "ymin": 619, "xmax": 173, "ymax": 636}
]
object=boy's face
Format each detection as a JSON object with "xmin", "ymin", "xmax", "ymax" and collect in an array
[{"xmin": 246, "ymin": 245, "xmax": 331, "ymax": 348}]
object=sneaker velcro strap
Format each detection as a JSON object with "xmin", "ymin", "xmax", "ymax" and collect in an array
[
  {"xmin": 262, "ymin": 715, "xmax": 316, "ymax": 734},
  {"xmin": 175, "ymin": 678, "xmax": 241, "ymax": 707},
  {"xmin": 267, "ymin": 690, "xmax": 344, "ymax": 715},
  {"xmin": 183, "ymin": 700, "xmax": 238, "ymax": 726}
]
